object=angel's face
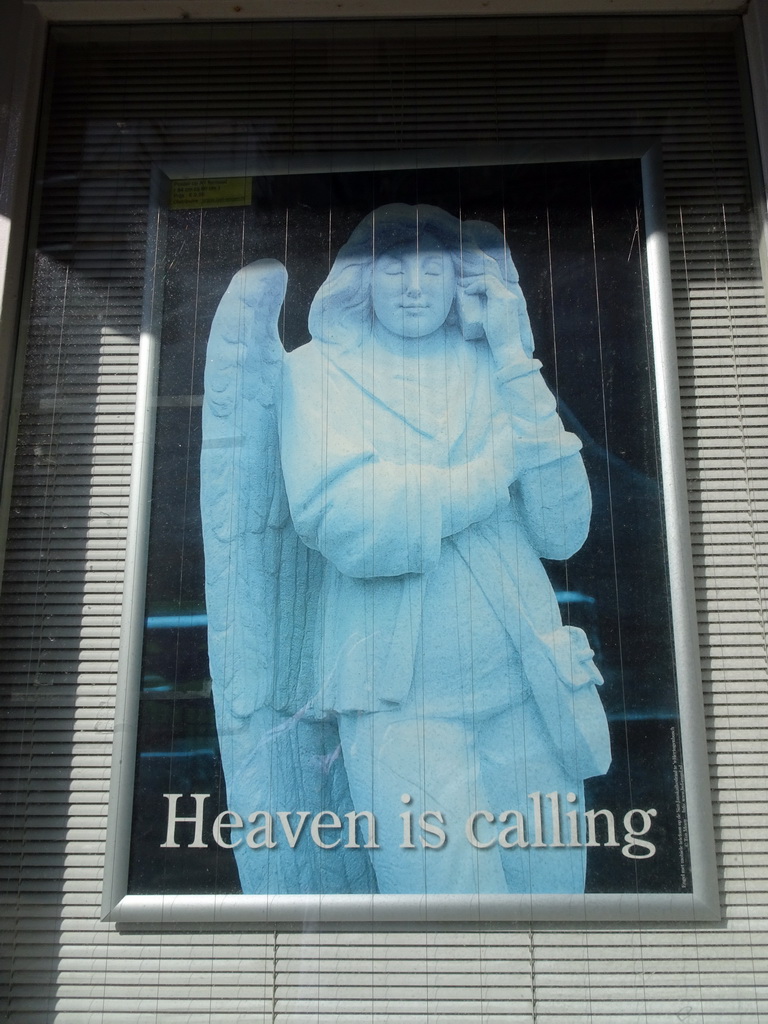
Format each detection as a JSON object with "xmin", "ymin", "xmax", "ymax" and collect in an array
[{"xmin": 372, "ymin": 234, "xmax": 456, "ymax": 339}]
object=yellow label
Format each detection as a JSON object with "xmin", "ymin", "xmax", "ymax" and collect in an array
[{"xmin": 169, "ymin": 177, "xmax": 252, "ymax": 210}]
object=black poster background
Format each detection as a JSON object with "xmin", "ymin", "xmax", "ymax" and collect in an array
[{"xmin": 128, "ymin": 159, "xmax": 691, "ymax": 897}]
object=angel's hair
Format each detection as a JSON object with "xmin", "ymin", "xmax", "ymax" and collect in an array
[{"xmin": 308, "ymin": 203, "xmax": 498, "ymax": 350}]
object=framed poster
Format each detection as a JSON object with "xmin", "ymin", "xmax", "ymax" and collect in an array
[{"xmin": 104, "ymin": 147, "xmax": 718, "ymax": 922}]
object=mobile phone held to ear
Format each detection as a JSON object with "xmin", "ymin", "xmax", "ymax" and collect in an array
[{"xmin": 455, "ymin": 286, "xmax": 486, "ymax": 341}]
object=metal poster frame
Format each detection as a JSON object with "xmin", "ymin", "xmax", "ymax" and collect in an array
[{"xmin": 103, "ymin": 142, "xmax": 718, "ymax": 924}]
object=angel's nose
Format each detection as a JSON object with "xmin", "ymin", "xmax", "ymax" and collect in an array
[{"xmin": 404, "ymin": 263, "xmax": 422, "ymax": 296}]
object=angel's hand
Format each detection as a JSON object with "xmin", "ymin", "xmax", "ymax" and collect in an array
[{"xmin": 458, "ymin": 255, "xmax": 530, "ymax": 371}]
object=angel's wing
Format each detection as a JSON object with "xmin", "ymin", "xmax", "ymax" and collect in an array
[
  {"xmin": 200, "ymin": 259, "xmax": 321, "ymax": 722},
  {"xmin": 200, "ymin": 263, "xmax": 376, "ymax": 895}
]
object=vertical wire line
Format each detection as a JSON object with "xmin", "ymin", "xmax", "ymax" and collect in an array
[
  {"xmin": 455, "ymin": 176, "xmax": 483, "ymax": 910},
  {"xmin": 315, "ymin": 25, "xmax": 332, "ymax": 1015},
  {"xmin": 366, "ymin": 25, "xmax": 377, "ymax": 1015},
  {"xmin": 544, "ymin": 176, "xmax": 593, "ymax": 1001},
  {"xmin": 588, "ymin": 169, "xmax": 654, "ymax": 1022}
]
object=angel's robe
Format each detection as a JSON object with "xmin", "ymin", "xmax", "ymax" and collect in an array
[{"xmin": 279, "ymin": 326, "xmax": 611, "ymax": 780}]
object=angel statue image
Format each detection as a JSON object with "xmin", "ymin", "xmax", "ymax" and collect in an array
[{"xmin": 200, "ymin": 202, "xmax": 611, "ymax": 898}]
